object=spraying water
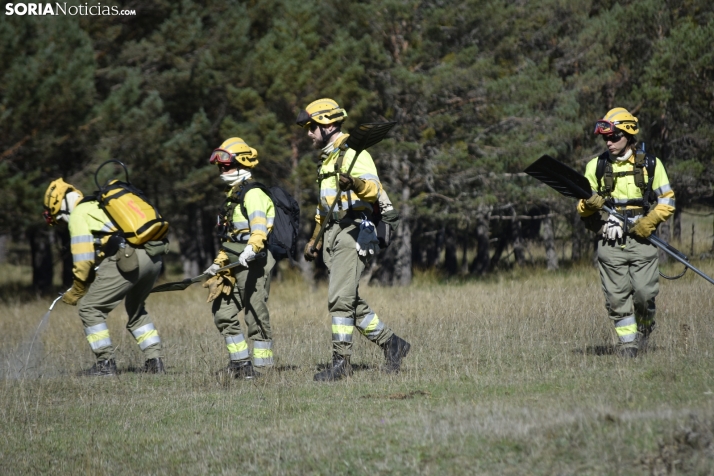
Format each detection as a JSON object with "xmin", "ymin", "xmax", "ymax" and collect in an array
[{"xmin": 2, "ymin": 293, "xmax": 64, "ymax": 380}]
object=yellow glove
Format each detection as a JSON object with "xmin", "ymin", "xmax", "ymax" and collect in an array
[
  {"xmin": 582, "ymin": 193, "xmax": 606, "ymax": 212},
  {"xmin": 62, "ymin": 279, "xmax": 88, "ymax": 306},
  {"xmin": 203, "ymin": 273, "xmax": 235, "ymax": 303},
  {"xmin": 630, "ymin": 213, "xmax": 660, "ymax": 238}
]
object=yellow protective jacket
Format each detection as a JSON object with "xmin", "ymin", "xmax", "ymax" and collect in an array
[
  {"xmin": 214, "ymin": 180, "xmax": 275, "ymax": 265},
  {"xmin": 577, "ymin": 153, "xmax": 675, "ymax": 225},
  {"xmin": 314, "ymin": 133, "xmax": 381, "ymax": 227},
  {"xmin": 68, "ymin": 201, "xmax": 118, "ymax": 282}
]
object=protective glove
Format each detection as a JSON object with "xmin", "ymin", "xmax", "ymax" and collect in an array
[
  {"xmin": 238, "ymin": 245, "xmax": 256, "ymax": 267},
  {"xmin": 304, "ymin": 226, "xmax": 323, "ymax": 262},
  {"xmin": 630, "ymin": 213, "xmax": 660, "ymax": 238},
  {"xmin": 203, "ymin": 263, "xmax": 221, "ymax": 276},
  {"xmin": 338, "ymin": 173, "xmax": 366, "ymax": 193},
  {"xmin": 582, "ymin": 193, "xmax": 606, "ymax": 212},
  {"xmin": 602, "ymin": 215, "xmax": 623, "ymax": 241},
  {"xmin": 304, "ymin": 240, "xmax": 322, "ymax": 262},
  {"xmin": 203, "ymin": 273, "xmax": 235, "ymax": 303},
  {"xmin": 356, "ymin": 219, "xmax": 379, "ymax": 257},
  {"xmin": 62, "ymin": 279, "xmax": 89, "ymax": 306}
]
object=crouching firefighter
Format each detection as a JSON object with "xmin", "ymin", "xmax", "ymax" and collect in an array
[
  {"xmin": 43, "ymin": 178, "xmax": 170, "ymax": 375},
  {"xmin": 296, "ymin": 98, "xmax": 411, "ymax": 381},
  {"xmin": 203, "ymin": 137, "xmax": 276, "ymax": 380},
  {"xmin": 577, "ymin": 107, "xmax": 675, "ymax": 357}
]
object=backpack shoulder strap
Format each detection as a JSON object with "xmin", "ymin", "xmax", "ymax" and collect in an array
[
  {"xmin": 595, "ymin": 151, "xmax": 611, "ymax": 194},
  {"xmin": 238, "ymin": 182, "xmax": 272, "ymax": 231}
]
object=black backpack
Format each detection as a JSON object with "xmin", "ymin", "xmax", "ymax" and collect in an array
[{"xmin": 228, "ymin": 182, "xmax": 300, "ymax": 262}]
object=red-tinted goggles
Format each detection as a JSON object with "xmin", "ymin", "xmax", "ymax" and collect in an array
[
  {"xmin": 42, "ymin": 208, "xmax": 66, "ymax": 226},
  {"xmin": 209, "ymin": 148, "xmax": 236, "ymax": 166},
  {"xmin": 42, "ymin": 209, "xmax": 55, "ymax": 225},
  {"xmin": 593, "ymin": 120, "xmax": 618, "ymax": 135}
]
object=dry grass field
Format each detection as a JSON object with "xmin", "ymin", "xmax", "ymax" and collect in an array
[{"xmin": 2, "ymin": 226, "xmax": 714, "ymax": 474}]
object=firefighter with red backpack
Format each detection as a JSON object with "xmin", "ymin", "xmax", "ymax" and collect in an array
[
  {"xmin": 203, "ymin": 137, "xmax": 276, "ymax": 380},
  {"xmin": 577, "ymin": 107, "xmax": 676, "ymax": 357},
  {"xmin": 43, "ymin": 176, "xmax": 170, "ymax": 376}
]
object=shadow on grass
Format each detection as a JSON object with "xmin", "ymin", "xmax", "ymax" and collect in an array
[
  {"xmin": 572, "ymin": 345, "xmax": 658, "ymax": 356},
  {"xmin": 315, "ymin": 361, "xmax": 375, "ymax": 372}
]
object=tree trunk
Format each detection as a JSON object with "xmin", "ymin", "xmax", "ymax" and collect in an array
[
  {"xmin": 177, "ymin": 205, "xmax": 214, "ymax": 278},
  {"xmin": 657, "ymin": 218, "xmax": 671, "ymax": 263},
  {"xmin": 460, "ymin": 229, "xmax": 469, "ymax": 275},
  {"xmin": 672, "ymin": 207, "xmax": 682, "ymax": 242},
  {"xmin": 444, "ymin": 226, "xmax": 458, "ymax": 276},
  {"xmin": 542, "ymin": 215, "xmax": 559, "ymax": 271},
  {"xmin": 511, "ymin": 208, "xmax": 526, "ymax": 266},
  {"xmin": 571, "ymin": 210, "xmax": 590, "ymax": 262},
  {"xmin": 28, "ymin": 225, "xmax": 53, "ymax": 292},
  {"xmin": 470, "ymin": 209, "xmax": 490, "ymax": 276},
  {"xmin": 394, "ymin": 202, "xmax": 413, "ymax": 286},
  {"xmin": 0, "ymin": 234, "xmax": 7, "ymax": 264}
]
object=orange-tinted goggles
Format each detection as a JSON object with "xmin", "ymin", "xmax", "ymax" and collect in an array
[{"xmin": 209, "ymin": 148, "xmax": 235, "ymax": 166}]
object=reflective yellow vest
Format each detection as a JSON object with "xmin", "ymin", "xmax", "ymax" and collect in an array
[
  {"xmin": 314, "ymin": 133, "xmax": 381, "ymax": 227},
  {"xmin": 68, "ymin": 201, "xmax": 118, "ymax": 282}
]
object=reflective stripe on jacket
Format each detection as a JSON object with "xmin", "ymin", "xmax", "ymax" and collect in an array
[
  {"xmin": 68, "ymin": 201, "xmax": 117, "ymax": 282},
  {"xmin": 314, "ymin": 134, "xmax": 381, "ymax": 226},
  {"xmin": 577, "ymin": 154, "xmax": 675, "ymax": 224}
]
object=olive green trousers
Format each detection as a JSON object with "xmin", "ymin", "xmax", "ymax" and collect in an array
[
  {"xmin": 597, "ymin": 235, "xmax": 658, "ymax": 349},
  {"xmin": 323, "ymin": 219, "xmax": 393, "ymax": 357},
  {"xmin": 212, "ymin": 244, "xmax": 275, "ymax": 366},
  {"xmin": 78, "ymin": 248, "xmax": 164, "ymax": 361}
]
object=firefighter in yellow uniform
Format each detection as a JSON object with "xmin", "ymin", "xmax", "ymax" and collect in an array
[
  {"xmin": 577, "ymin": 107, "xmax": 675, "ymax": 357},
  {"xmin": 203, "ymin": 137, "xmax": 276, "ymax": 380},
  {"xmin": 43, "ymin": 179, "xmax": 169, "ymax": 376},
  {"xmin": 296, "ymin": 98, "xmax": 411, "ymax": 381}
]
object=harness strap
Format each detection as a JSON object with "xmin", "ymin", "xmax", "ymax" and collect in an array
[{"xmin": 596, "ymin": 150, "xmax": 657, "ymax": 213}]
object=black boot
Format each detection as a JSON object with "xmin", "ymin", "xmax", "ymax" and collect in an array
[
  {"xmin": 227, "ymin": 360, "xmax": 260, "ymax": 380},
  {"xmin": 638, "ymin": 320, "xmax": 656, "ymax": 353},
  {"xmin": 617, "ymin": 347, "xmax": 638, "ymax": 358},
  {"xmin": 80, "ymin": 359, "xmax": 117, "ymax": 377},
  {"xmin": 314, "ymin": 354, "xmax": 352, "ymax": 382},
  {"xmin": 141, "ymin": 358, "xmax": 165, "ymax": 374},
  {"xmin": 382, "ymin": 335, "xmax": 411, "ymax": 373}
]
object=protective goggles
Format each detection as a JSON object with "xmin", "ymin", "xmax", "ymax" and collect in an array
[
  {"xmin": 593, "ymin": 119, "xmax": 636, "ymax": 136},
  {"xmin": 42, "ymin": 209, "xmax": 56, "ymax": 225},
  {"xmin": 209, "ymin": 148, "xmax": 236, "ymax": 166},
  {"xmin": 42, "ymin": 208, "xmax": 67, "ymax": 226},
  {"xmin": 593, "ymin": 120, "xmax": 618, "ymax": 135}
]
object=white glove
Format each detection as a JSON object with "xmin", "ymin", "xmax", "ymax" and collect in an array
[
  {"xmin": 238, "ymin": 245, "xmax": 256, "ymax": 267},
  {"xmin": 203, "ymin": 263, "xmax": 221, "ymax": 276},
  {"xmin": 356, "ymin": 220, "xmax": 379, "ymax": 257},
  {"xmin": 602, "ymin": 216, "xmax": 623, "ymax": 241}
]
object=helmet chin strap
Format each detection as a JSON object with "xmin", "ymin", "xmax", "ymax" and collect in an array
[{"xmin": 319, "ymin": 125, "xmax": 340, "ymax": 149}]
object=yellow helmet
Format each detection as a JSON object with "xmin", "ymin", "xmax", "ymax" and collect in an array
[
  {"xmin": 209, "ymin": 137, "xmax": 259, "ymax": 169},
  {"xmin": 295, "ymin": 98, "xmax": 348, "ymax": 128},
  {"xmin": 43, "ymin": 178, "xmax": 83, "ymax": 226},
  {"xmin": 593, "ymin": 107, "xmax": 639, "ymax": 136}
]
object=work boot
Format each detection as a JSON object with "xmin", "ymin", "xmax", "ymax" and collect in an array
[
  {"xmin": 382, "ymin": 334, "xmax": 411, "ymax": 373},
  {"xmin": 141, "ymin": 358, "xmax": 165, "ymax": 374},
  {"xmin": 638, "ymin": 321, "xmax": 656, "ymax": 353},
  {"xmin": 80, "ymin": 359, "xmax": 117, "ymax": 377},
  {"xmin": 226, "ymin": 360, "xmax": 260, "ymax": 380},
  {"xmin": 617, "ymin": 347, "xmax": 638, "ymax": 358},
  {"xmin": 314, "ymin": 354, "xmax": 352, "ymax": 382}
]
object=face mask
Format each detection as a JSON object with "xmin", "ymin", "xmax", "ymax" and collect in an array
[
  {"xmin": 612, "ymin": 148, "xmax": 633, "ymax": 162},
  {"xmin": 220, "ymin": 169, "xmax": 252, "ymax": 187}
]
